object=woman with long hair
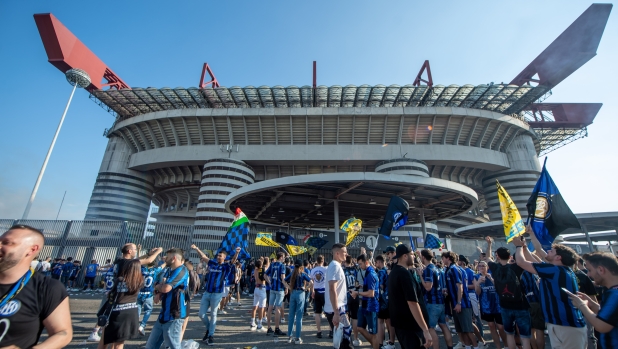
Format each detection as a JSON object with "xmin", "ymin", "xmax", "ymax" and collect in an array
[
  {"xmin": 474, "ymin": 261, "xmax": 507, "ymax": 349},
  {"xmin": 98, "ymin": 259, "xmax": 144, "ymax": 349},
  {"xmin": 284, "ymin": 259, "xmax": 312, "ymax": 344}
]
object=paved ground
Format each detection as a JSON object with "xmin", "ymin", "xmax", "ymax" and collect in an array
[{"xmin": 53, "ymin": 292, "xmax": 547, "ymax": 349}]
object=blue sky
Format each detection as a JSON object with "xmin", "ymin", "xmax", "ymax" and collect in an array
[{"xmin": 0, "ymin": 1, "xmax": 616, "ymax": 220}]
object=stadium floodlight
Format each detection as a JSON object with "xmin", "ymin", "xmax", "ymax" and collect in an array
[{"xmin": 22, "ymin": 69, "xmax": 91, "ymax": 220}]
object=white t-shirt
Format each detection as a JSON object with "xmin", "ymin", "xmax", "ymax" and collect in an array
[
  {"xmin": 324, "ymin": 260, "xmax": 347, "ymax": 313},
  {"xmin": 39, "ymin": 261, "xmax": 51, "ymax": 272},
  {"xmin": 310, "ymin": 266, "xmax": 327, "ymax": 293}
]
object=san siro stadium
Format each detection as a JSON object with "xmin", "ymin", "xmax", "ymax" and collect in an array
[{"xmin": 30, "ymin": 4, "xmax": 617, "ymax": 253}]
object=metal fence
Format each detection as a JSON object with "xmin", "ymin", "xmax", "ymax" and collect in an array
[{"xmin": 2, "ymin": 219, "xmax": 361, "ymax": 287}]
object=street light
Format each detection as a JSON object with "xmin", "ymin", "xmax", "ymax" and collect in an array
[{"xmin": 22, "ymin": 69, "xmax": 91, "ymax": 220}]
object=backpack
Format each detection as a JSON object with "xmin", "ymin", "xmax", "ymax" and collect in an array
[
  {"xmin": 493, "ymin": 264, "xmax": 523, "ymax": 302},
  {"xmin": 188, "ymin": 269, "xmax": 200, "ymax": 293}
]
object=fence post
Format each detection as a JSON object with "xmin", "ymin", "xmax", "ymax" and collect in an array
[
  {"xmin": 56, "ymin": 220, "xmax": 73, "ymax": 258},
  {"xmin": 78, "ymin": 247, "xmax": 96, "ymax": 288},
  {"xmin": 115, "ymin": 221, "xmax": 129, "ymax": 260},
  {"xmin": 187, "ymin": 225, "xmax": 195, "ymax": 251}
]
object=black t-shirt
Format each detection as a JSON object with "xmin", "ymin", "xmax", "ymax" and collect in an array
[
  {"xmin": 387, "ymin": 264, "xmax": 429, "ymax": 332},
  {"xmin": 0, "ymin": 272, "xmax": 68, "ymax": 348},
  {"xmin": 575, "ymin": 270, "xmax": 597, "ymax": 296},
  {"xmin": 113, "ymin": 258, "xmax": 139, "ymax": 304},
  {"xmin": 488, "ymin": 261, "xmax": 529, "ymax": 309}
]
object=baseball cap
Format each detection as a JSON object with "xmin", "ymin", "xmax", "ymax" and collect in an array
[
  {"xmin": 393, "ymin": 244, "xmax": 412, "ymax": 260},
  {"xmin": 383, "ymin": 246, "xmax": 396, "ymax": 254},
  {"xmin": 294, "ymin": 259, "xmax": 302, "ymax": 267},
  {"xmin": 459, "ymin": 255, "xmax": 470, "ymax": 265}
]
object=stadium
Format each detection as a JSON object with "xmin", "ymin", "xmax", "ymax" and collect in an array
[{"xmin": 30, "ymin": 4, "xmax": 617, "ymax": 252}]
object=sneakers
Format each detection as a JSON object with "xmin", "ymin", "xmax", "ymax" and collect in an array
[
  {"xmin": 266, "ymin": 327, "xmax": 274, "ymax": 335},
  {"xmin": 288, "ymin": 336, "xmax": 294, "ymax": 343},
  {"xmin": 316, "ymin": 331, "xmax": 322, "ymax": 339},
  {"xmin": 220, "ymin": 309, "xmax": 227, "ymax": 314},
  {"xmin": 294, "ymin": 338, "xmax": 303, "ymax": 344},
  {"xmin": 383, "ymin": 343, "xmax": 395, "ymax": 349},
  {"xmin": 281, "ymin": 317, "xmax": 285, "ymax": 323},
  {"xmin": 250, "ymin": 322, "xmax": 257, "ymax": 330},
  {"xmin": 274, "ymin": 328, "xmax": 285, "ymax": 336},
  {"xmin": 87, "ymin": 332, "xmax": 101, "ymax": 342},
  {"xmin": 262, "ymin": 317, "xmax": 268, "ymax": 323},
  {"xmin": 206, "ymin": 336, "xmax": 214, "ymax": 346},
  {"xmin": 202, "ymin": 331, "xmax": 210, "ymax": 342},
  {"xmin": 453, "ymin": 342, "xmax": 465, "ymax": 349},
  {"xmin": 353, "ymin": 339, "xmax": 362, "ymax": 346},
  {"xmin": 256, "ymin": 324, "xmax": 263, "ymax": 331},
  {"xmin": 138, "ymin": 326, "xmax": 145, "ymax": 336}
]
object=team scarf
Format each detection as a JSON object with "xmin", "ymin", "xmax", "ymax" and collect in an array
[{"xmin": 0, "ymin": 267, "xmax": 35, "ymax": 309}]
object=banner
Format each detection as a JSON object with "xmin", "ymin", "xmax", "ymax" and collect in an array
[
  {"xmin": 255, "ymin": 232, "xmax": 281, "ymax": 247},
  {"xmin": 341, "ymin": 217, "xmax": 363, "ymax": 246},
  {"xmin": 287, "ymin": 244, "xmax": 307, "ymax": 256},
  {"xmin": 497, "ymin": 180, "xmax": 526, "ymax": 243}
]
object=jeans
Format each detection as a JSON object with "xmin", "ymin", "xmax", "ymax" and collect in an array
[
  {"xmin": 304, "ymin": 290, "xmax": 311, "ymax": 314},
  {"xmin": 501, "ymin": 308, "xmax": 531, "ymax": 337},
  {"xmin": 138, "ymin": 296, "xmax": 154, "ymax": 328},
  {"xmin": 145, "ymin": 318, "xmax": 185, "ymax": 349},
  {"xmin": 199, "ymin": 291, "xmax": 224, "ymax": 336},
  {"xmin": 288, "ymin": 290, "xmax": 306, "ymax": 338}
]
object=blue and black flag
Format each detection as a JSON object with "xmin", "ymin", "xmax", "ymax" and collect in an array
[
  {"xmin": 424, "ymin": 234, "xmax": 444, "ymax": 250},
  {"xmin": 275, "ymin": 231, "xmax": 298, "ymax": 246},
  {"xmin": 526, "ymin": 159, "xmax": 581, "ymax": 250},
  {"xmin": 379, "ymin": 196, "xmax": 409, "ymax": 238},
  {"xmin": 217, "ymin": 208, "xmax": 251, "ymax": 260}
]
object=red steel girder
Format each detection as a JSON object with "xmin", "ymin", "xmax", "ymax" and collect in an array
[
  {"xmin": 199, "ymin": 63, "xmax": 220, "ymax": 88},
  {"xmin": 34, "ymin": 13, "xmax": 129, "ymax": 91},
  {"xmin": 413, "ymin": 60, "xmax": 433, "ymax": 88}
]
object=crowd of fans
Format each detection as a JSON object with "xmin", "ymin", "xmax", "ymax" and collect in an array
[{"xmin": 3, "ymin": 224, "xmax": 618, "ymax": 349}]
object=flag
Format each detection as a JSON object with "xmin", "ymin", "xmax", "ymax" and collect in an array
[
  {"xmin": 526, "ymin": 159, "xmax": 581, "ymax": 250},
  {"xmin": 287, "ymin": 244, "xmax": 307, "ymax": 256},
  {"xmin": 424, "ymin": 234, "xmax": 444, "ymax": 250},
  {"xmin": 408, "ymin": 231, "xmax": 416, "ymax": 251},
  {"xmin": 378, "ymin": 196, "xmax": 409, "ymax": 238},
  {"xmin": 269, "ymin": 251, "xmax": 276, "ymax": 260},
  {"xmin": 256, "ymin": 232, "xmax": 281, "ymax": 248},
  {"xmin": 497, "ymin": 180, "xmax": 526, "ymax": 243},
  {"xmin": 306, "ymin": 246, "xmax": 318, "ymax": 256},
  {"xmin": 217, "ymin": 208, "xmax": 251, "ymax": 260},
  {"xmin": 341, "ymin": 218, "xmax": 363, "ymax": 246},
  {"xmin": 275, "ymin": 232, "xmax": 298, "ymax": 246},
  {"xmin": 303, "ymin": 236, "xmax": 329, "ymax": 249}
]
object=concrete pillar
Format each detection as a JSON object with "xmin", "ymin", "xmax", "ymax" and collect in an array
[
  {"xmin": 482, "ymin": 134, "xmax": 541, "ymax": 221},
  {"xmin": 334, "ymin": 199, "xmax": 340, "ymax": 244},
  {"xmin": 420, "ymin": 209, "xmax": 427, "ymax": 242},
  {"xmin": 193, "ymin": 159, "xmax": 255, "ymax": 237},
  {"xmin": 581, "ymin": 223, "xmax": 595, "ymax": 252},
  {"xmin": 85, "ymin": 136, "xmax": 154, "ymax": 222}
]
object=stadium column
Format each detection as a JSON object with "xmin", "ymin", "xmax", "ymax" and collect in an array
[
  {"xmin": 85, "ymin": 136, "xmax": 154, "ymax": 222},
  {"xmin": 482, "ymin": 134, "xmax": 541, "ymax": 221},
  {"xmin": 375, "ymin": 158, "xmax": 430, "ymax": 240},
  {"xmin": 193, "ymin": 159, "xmax": 255, "ymax": 238}
]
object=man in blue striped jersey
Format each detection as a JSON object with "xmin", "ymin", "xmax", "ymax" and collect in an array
[
  {"xmin": 145, "ymin": 248, "xmax": 189, "ymax": 349},
  {"xmin": 421, "ymin": 249, "xmax": 454, "ymax": 349},
  {"xmin": 265, "ymin": 252, "xmax": 287, "ymax": 336},
  {"xmin": 521, "ymin": 270, "xmax": 544, "ymax": 349},
  {"xmin": 442, "ymin": 251, "xmax": 481, "ymax": 349},
  {"xmin": 138, "ymin": 262, "xmax": 163, "ymax": 336},
  {"xmin": 514, "ymin": 229, "xmax": 586, "ymax": 349},
  {"xmin": 568, "ymin": 252, "xmax": 618, "ymax": 349},
  {"xmin": 192, "ymin": 244, "xmax": 241, "ymax": 346}
]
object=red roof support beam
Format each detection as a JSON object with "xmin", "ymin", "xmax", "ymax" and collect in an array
[
  {"xmin": 413, "ymin": 60, "xmax": 433, "ymax": 88},
  {"xmin": 199, "ymin": 63, "xmax": 220, "ymax": 88},
  {"xmin": 33, "ymin": 13, "xmax": 129, "ymax": 92},
  {"xmin": 526, "ymin": 103, "xmax": 602, "ymax": 128},
  {"xmin": 510, "ymin": 4, "xmax": 612, "ymax": 88}
]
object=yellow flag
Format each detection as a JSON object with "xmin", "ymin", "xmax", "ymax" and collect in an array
[
  {"xmin": 203, "ymin": 250, "xmax": 213, "ymax": 259},
  {"xmin": 497, "ymin": 180, "xmax": 526, "ymax": 243},
  {"xmin": 287, "ymin": 244, "xmax": 307, "ymax": 256},
  {"xmin": 269, "ymin": 251, "xmax": 276, "ymax": 260},
  {"xmin": 341, "ymin": 218, "xmax": 363, "ymax": 246},
  {"xmin": 306, "ymin": 246, "xmax": 318, "ymax": 256},
  {"xmin": 256, "ymin": 232, "xmax": 281, "ymax": 247}
]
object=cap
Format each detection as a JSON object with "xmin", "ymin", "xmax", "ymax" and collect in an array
[
  {"xmin": 294, "ymin": 259, "xmax": 302, "ymax": 267},
  {"xmin": 393, "ymin": 244, "xmax": 412, "ymax": 260},
  {"xmin": 459, "ymin": 255, "xmax": 470, "ymax": 265},
  {"xmin": 383, "ymin": 246, "xmax": 396, "ymax": 254}
]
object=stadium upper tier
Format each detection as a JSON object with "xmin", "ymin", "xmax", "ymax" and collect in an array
[{"xmin": 92, "ymin": 83, "xmax": 545, "ymax": 121}]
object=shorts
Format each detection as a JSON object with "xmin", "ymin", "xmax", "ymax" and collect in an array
[
  {"xmin": 269, "ymin": 290, "xmax": 285, "ymax": 307},
  {"xmin": 378, "ymin": 307, "xmax": 389, "ymax": 320},
  {"xmin": 69, "ymin": 276, "xmax": 78, "ymax": 281},
  {"xmin": 481, "ymin": 312, "xmax": 503, "ymax": 325},
  {"xmin": 347, "ymin": 294, "xmax": 359, "ymax": 320},
  {"xmin": 313, "ymin": 292, "xmax": 325, "ymax": 314},
  {"xmin": 253, "ymin": 286, "xmax": 267, "ymax": 308},
  {"xmin": 357, "ymin": 307, "xmax": 378, "ymax": 335},
  {"xmin": 426, "ymin": 303, "xmax": 446, "ymax": 328},
  {"xmin": 529, "ymin": 302, "xmax": 545, "ymax": 330},
  {"xmin": 453, "ymin": 307, "xmax": 474, "ymax": 333},
  {"xmin": 224, "ymin": 286, "xmax": 230, "ymax": 295},
  {"xmin": 84, "ymin": 276, "xmax": 96, "ymax": 285},
  {"xmin": 500, "ymin": 308, "xmax": 531, "ymax": 338},
  {"xmin": 468, "ymin": 292, "xmax": 480, "ymax": 317}
]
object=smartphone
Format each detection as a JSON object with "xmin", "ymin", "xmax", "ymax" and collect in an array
[{"xmin": 561, "ymin": 287, "xmax": 576, "ymax": 297}]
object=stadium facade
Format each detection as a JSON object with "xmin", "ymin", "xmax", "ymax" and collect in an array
[{"xmin": 33, "ymin": 4, "xmax": 612, "ymax": 242}]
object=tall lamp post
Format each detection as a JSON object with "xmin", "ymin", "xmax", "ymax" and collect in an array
[{"xmin": 22, "ymin": 69, "xmax": 91, "ymax": 220}]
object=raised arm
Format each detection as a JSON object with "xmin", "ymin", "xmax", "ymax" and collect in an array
[
  {"xmin": 140, "ymin": 247, "xmax": 163, "ymax": 265},
  {"xmin": 527, "ymin": 226, "xmax": 547, "ymax": 261},
  {"xmin": 191, "ymin": 244, "xmax": 210, "ymax": 263},
  {"xmin": 229, "ymin": 247, "xmax": 241, "ymax": 265},
  {"xmin": 513, "ymin": 237, "xmax": 537, "ymax": 274},
  {"xmin": 485, "ymin": 236, "xmax": 494, "ymax": 261}
]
